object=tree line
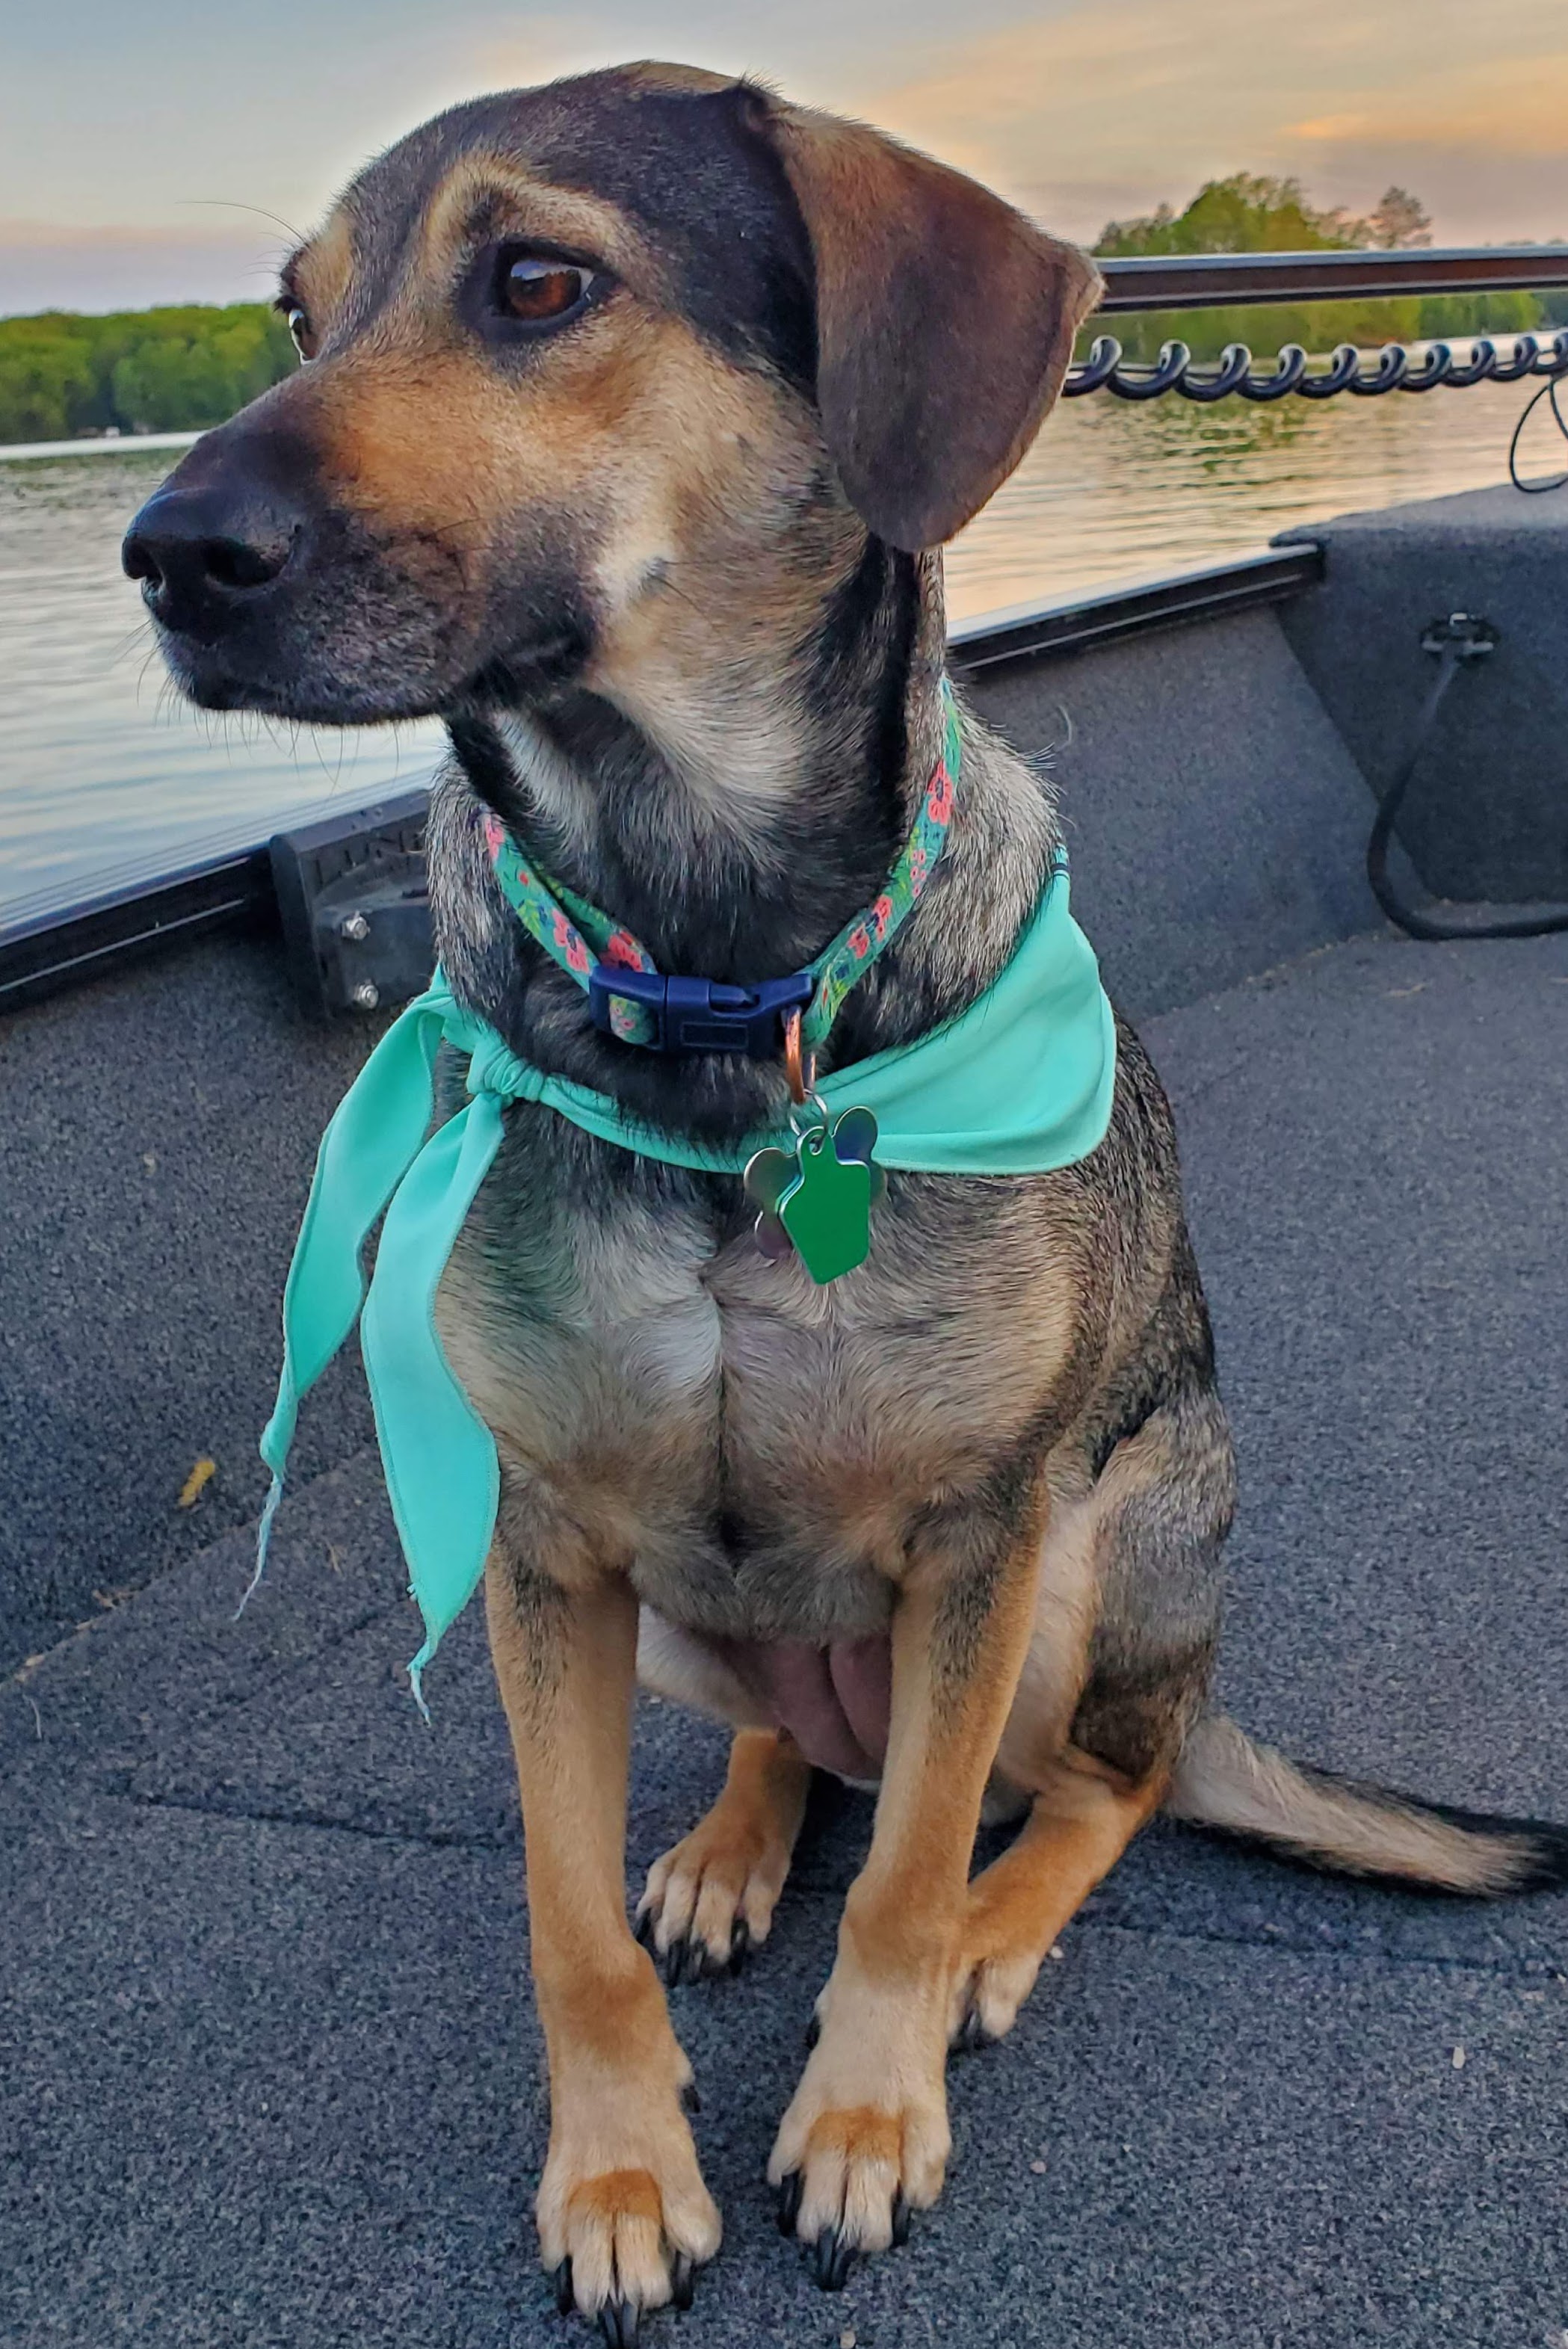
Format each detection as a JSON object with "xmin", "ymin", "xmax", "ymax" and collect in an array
[
  {"xmin": 0, "ymin": 303, "xmax": 295, "ymax": 445},
  {"xmin": 1090, "ymin": 175, "xmax": 1555, "ymax": 365}
]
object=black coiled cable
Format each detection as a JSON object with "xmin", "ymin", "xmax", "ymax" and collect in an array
[{"xmin": 1508, "ymin": 372, "xmax": 1568, "ymax": 494}]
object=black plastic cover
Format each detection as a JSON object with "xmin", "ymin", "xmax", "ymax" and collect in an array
[{"xmin": 269, "ymin": 792, "xmax": 432, "ymax": 1019}]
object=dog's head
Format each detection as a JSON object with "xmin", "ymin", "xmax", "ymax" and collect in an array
[{"xmin": 123, "ymin": 64, "xmax": 1099, "ymax": 726}]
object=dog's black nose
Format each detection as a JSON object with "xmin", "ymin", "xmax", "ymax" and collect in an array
[{"xmin": 123, "ymin": 484, "xmax": 297, "ymax": 635}]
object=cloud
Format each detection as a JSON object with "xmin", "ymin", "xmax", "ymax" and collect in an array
[
  {"xmin": 854, "ymin": 0, "xmax": 1568, "ymax": 241},
  {"xmin": 7, "ymin": 0, "xmax": 1568, "ymax": 306},
  {"xmin": 1285, "ymin": 44, "xmax": 1568, "ymax": 156}
]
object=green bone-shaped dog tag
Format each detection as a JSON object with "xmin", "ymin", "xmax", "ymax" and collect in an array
[
  {"xmin": 743, "ymin": 1106, "xmax": 883, "ymax": 1285},
  {"xmin": 780, "ymin": 1128, "xmax": 871, "ymax": 1283}
]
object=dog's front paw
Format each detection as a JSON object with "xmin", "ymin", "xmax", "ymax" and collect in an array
[
  {"xmin": 767, "ymin": 1984, "xmax": 949, "ymax": 2287},
  {"xmin": 540, "ymin": 2093, "xmax": 720, "ymax": 2339}
]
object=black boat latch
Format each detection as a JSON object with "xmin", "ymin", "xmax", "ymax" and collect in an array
[{"xmin": 269, "ymin": 791, "xmax": 432, "ymax": 1019}]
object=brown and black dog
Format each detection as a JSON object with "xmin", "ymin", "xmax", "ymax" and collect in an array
[{"xmin": 125, "ymin": 64, "xmax": 1567, "ymax": 2339}]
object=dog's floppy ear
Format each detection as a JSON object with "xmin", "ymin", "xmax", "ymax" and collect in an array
[{"xmin": 752, "ymin": 95, "xmax": 1102, "ymax": 552}]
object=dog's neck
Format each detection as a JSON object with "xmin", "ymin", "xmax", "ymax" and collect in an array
[{"xmin": 432, "ymin": 539, "xmax": 1059, "ymax": 1144}]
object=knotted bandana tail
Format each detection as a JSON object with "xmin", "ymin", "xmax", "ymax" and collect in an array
[{"xmin": 252, "ymin": 987, "xmax": 515, "ymax": 1708}]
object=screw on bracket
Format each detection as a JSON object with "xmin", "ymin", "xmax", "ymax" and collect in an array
[
  {"xmin": 338, "ymin": 912, "xmax": 371, "ymax": 941},
  {"xmin": 350, "ymin": 981, "xmax": 380, "ymax": 1010}
]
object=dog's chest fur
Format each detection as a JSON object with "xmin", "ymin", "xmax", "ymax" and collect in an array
[{"xmin": 436, "ymin": 1107, "xmax": 1084, "ymax": 1645}]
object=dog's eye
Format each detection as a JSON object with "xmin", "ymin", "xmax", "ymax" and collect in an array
[
  {"xmin": 496, "ymin": 252, "xmax": 597, "ymax": 327},
  {"xmin": 286, "ymin": 306, "xmax": 316, "ymax": 362}
]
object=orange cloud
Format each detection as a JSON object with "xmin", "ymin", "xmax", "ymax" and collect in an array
[
  {"xmin": 854, "ymin": 0, "xmax": 1568, "ymax": 230},
  {"xmin": 1286, "ymin": 47, "xmax": 1568, "ymax": 155},
  {"xmin": 1291, "ymin": 116, "xmax": 1372, "ymax": 143}
]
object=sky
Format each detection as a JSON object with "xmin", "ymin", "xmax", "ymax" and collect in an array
[{"xmin": 4, "ymin": 0, "xmax": 1567, "ymax": 314}]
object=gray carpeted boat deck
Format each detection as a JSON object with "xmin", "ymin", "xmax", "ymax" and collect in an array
[{"xmin": 4, "ymin": 926, "xmax": 1565, "ymax": 2349}]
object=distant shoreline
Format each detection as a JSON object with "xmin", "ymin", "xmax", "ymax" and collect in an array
[{"xmin": 1, "ymin": 323, "xmax": 1547, "ymax": 465}]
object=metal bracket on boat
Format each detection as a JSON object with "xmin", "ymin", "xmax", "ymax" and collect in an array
[
  {"xmin": 269, "ymin": 791, "xmax": 431, "ymax": 1019},
  {"xmin": 1419, "ymin": 611, "xmax": 1498, "ymax": 663}
]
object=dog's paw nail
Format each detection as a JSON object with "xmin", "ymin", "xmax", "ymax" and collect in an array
[
  {"xmin": 599, "ymin": 2299, "xmax": 640, "ymax": 2349},
  {"xmin": 632, "ymin": 1909, "xmax": 655, "ymax": 1951},
  {"xmin": 776, "ymin": 2171, "xmax": 803, "ymax": 2235},
  {"xmin": 728, "ymin": 1919, "xmax": 752, "ymax": 1976},
  {"xmin": 680, "ymin": 2078, "xmax": 702, "ymax": 2115},
  {"xmin": 664, "ymin": 1936, "xmax": 702, "ymax": 1989},
  {"xmin": 953, "ymin": 2003, "xmax": 987, "ymax": 2055},
  {"xmin": 671, "ymin": 2253, "xmax": 697, "ymax": 2311},
  {"xmin": 803, "ymin": 2012, "xmax": 820, "ymax": 2051},
  {"xmin": 891, "ymin": 2190, "xmax": 913, "ymax": 2248},
  {"xmin": 812, "ymin": 2225, "xmax": 856, "ymax": 2291},
  {"xmin": 550, "ymin": 2258, "xmax": 574, "ymax": 2316}
]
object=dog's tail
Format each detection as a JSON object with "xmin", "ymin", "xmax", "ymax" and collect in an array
[{"xmin": 1165, "ymin": 1714, "xmax": 1568, "ymax": 1896}]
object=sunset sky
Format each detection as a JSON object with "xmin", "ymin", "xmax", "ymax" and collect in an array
[{"xmin": 5, "ymin": 0, "xmax": 1567, "ymax": 312}]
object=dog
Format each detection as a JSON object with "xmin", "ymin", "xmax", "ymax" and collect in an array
[{"xmin": 124, "ymin": 63, "xmax": 1568, "ymax": 2339}]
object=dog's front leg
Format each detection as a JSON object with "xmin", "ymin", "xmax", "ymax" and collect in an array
[
  {"xmin": 485, "ymin": 1555, "xmax": 721, "ymax": 2333},
  {"xmin": 769, "ymin": 1506, "xmax": 1043, "ymax": 2283}
]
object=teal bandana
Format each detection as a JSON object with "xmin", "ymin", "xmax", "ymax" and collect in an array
[{"xmin": 254, "ymin": 732, "xmax": 1117, "ymax": 1709}]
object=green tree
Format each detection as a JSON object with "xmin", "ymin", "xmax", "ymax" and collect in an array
[
  {"xmin": 1099, "ymin": 173, "xmax": 1351, "ymax": 259},
  {"xmin": 0, "ymin": 325, "xmax": 97, "ymax": 441},
  {"xmin": 1090, "ymin": 175, "xmax": 1543, "ymax": 365},
  {"xmin": 0, "ymin": 302, "xmax": 297, "ymax": 444}
]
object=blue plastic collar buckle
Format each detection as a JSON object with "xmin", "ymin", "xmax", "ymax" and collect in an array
[{"xmin": 587, "ymin": 965, "xmax": 815, "ymax": 1055}]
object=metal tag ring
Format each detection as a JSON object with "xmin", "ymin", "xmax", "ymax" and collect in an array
[{"xmin": 787, "ymin": 1089, "xmax": 831, "ymax": 1142}]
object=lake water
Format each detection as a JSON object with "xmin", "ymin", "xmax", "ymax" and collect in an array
[{"xmin": 1, "ymin": 370, "xmax": 1561, "ymax": 925}]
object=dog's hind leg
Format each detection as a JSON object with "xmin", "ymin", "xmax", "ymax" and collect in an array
[
  {"xmin": 633, "ymin": 1611, "xmax": 814, "ymax": 1983},
  {"xmin": 950, "ymin": 1751, "xmax": 1164, "ymax": 2046},
  {"xmin": 485, "ymin": 1557, "xmax": 722, "ymax": 2334},
  {"xmin": 637, "ymin": 1728, "xmax": 814, "ymax": 1984},
  {"xmin": 954, "ymin": 1384, "xmax": 1232, "ymax": 2046}
]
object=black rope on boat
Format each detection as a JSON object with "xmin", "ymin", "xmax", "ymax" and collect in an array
[
  {"xmin": 1062, "ymin": 327, "xmax": 1568, "ymax": 403},
  {"xmin": 1368, "ymin": 615, "xmax": 1568, "ymax": 942},
  {"xmin": 1507, "ymin": 372, "xmax": 1568, "ymax": 493}
]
